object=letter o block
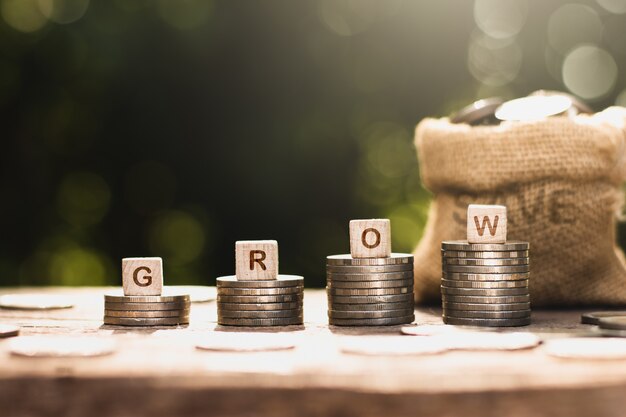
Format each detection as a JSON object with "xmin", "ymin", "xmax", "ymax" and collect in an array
[
  {"xmin": 235, "ymin": 240, "xmax": 278, "ymax": 281},
  {"xmin": 122, "ymin": 257, "xmax": 163, "ymax": 296},
  {"xmin": 467, "ymin": 204, "xmax": 507, "ymax": 244},
  {"xmin": 349, "ymin": 219, "xmax": 391, "ymax": 258}
]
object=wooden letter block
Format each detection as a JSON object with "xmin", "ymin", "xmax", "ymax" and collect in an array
[
  {"xmin": 349, "ymin": 219, "xmax": 391, "ymax": 258},
  {"xmin": 235, "ymin": 240, "xmax": 278, "ymax": 281},
  {"xmin": 467, "ymin": 204, "xmax": 507, "ymax": 244},
  {"xmin": 122, "ymin": 257, "xmax": 163, "ymax": 296}
]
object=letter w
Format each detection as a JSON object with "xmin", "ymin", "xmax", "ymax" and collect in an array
[{"xmin": 474, "ymin": 215, "xmax": 499, "ymax": 236}]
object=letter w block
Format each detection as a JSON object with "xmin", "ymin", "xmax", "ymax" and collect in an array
[
  {"xmin": 235, "ymin": 240, "xmax": 278, "ymax": 281},
  {"xmin": 467, "ymin": 205, "xmax": 507, "ymax": 244}
]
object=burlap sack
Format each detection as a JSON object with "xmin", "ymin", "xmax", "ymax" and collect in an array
[{"xmin": 413, "ymin": 107, "xmax": 626, "ymax": 307}]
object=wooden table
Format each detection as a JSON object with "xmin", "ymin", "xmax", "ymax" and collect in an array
[{"xmin": 0, "ymin": 287, "xmax": 624, "ymax": 417}]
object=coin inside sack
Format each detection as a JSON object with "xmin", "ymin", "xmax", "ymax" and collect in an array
[
  {"xmin": 529, "ymin": 90, "xmax": 592, "ymax": 114},
  {"xmin": 495, "ymin": 95, "xmax": 573, "ymax": 121},
  {"xmin": 196, "ymin": 333, "xmax": 298, "ymax": 352},
  {"xmin": 581, "ymin": 311, "xmax": 626, "ymax": 325},
  {"xmin": 450, "ymin": 97, "xmax": 504, "ymax": 125},
  {"xmin": 543, "ymin": 338, "xmax": 626, "ymax": 360},
  {"xmin": 0, "ymin": 294, "xmax": 74, "ymax": 310},
  {"xmin": 339, "ymin": 336, "xmax": 448, "ymax": 356},
  {"xmin": 0, "ymin": 324, "xmax": 20, "ymax": 338},
  {"xmin": 9, "ymin": 336, "xmax": 116, "ymax": 358},
  {"xmin": 164, "ymin": 285, "xmax": 216, "ymax": 303}
]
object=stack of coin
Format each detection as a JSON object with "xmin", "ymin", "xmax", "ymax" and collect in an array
[
  {"xmin": 216, "ymin": 275, "xmax": 304, "ymax": 326},
  {"xmin": 326, "ymin": 254, "xmax": 415, "ymax": 326},
  {"xmin": 441, "ymin": 241, "xmax": 530, "ymax": 327},
  {"xmin": 103, "ymin": 294, "xmax": 190, "ymax": 326}
]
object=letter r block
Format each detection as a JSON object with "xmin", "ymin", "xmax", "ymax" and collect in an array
[
  {"xmin": 235, "ymin": 240, "xmax": 278, "ymax": 281},
  {"xmin": 467, "ymin": 204, "xmax": 507, "ymax": 244},
  {"xmin": 122, "ymin": 257, "xmax": 163, "ymax": 296},
  {"xmin": 349, "ymin": 219, "xmax": 391, "ymax": 258}
]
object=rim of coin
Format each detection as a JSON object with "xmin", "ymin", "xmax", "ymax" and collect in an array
[
  {"xmin": 326, "ymin": 253, "xmax": 414, "ymax": 266},
  {"xmin": 442, "ymin": 250, "xmax": 529, "ymax": 259},
  {"xmin": 326, "ymin": 265, "xmax": 413, "ymax": 274},
  {"xmin": 0, "ymin": 294, "xmax": 74, "ymax": 310},
  {"xmin": 327, "ymin": 279, "xmax": 414, "ymax": 289},
  {"xmin": 449, "ymin": 97, "xmax": 504, "ymax": 125},
  {"xmin": 438, "ymin": 332, "xmax": 540, "ymax": 350},
  {"xmin": 218, "ymin": 301, "xmax": 302, "ymax": 311},
  {"xmin": 596, "ymin": 316, "xmax": 626, "ymax": 331},
  {"xmin": 495, "ymin": 95, "xmax": 572, "ymax": 121},
  {"xmin": 103, "ymin": 317, "xmax": 189, "ymax": 326},
  {"xmin": 328, "ymin": 293, "xmax": 414, "ymax": 304},
  {"xmin": 9, "ymin": 336, "xmax": 116, "ymax": 358},
  {"xmin": 328, "ymin": 308, "xmax": 415, "ymax": 319},
  {"xmin": 441, "ymin": 286, "xmax": 528, "ymax": 296},
  {"xmin": 441, "ymin": 241, "xmax": 529, "ymax": 251},
  {"xmin": 442, "ymin": 272, "xmax": 530, "ymax": 282},
  {"xmin": 401, "ymin": 324, "xmax": 500, "ymax": 336},
  {"xmin": 442, "ymin": 301, "xmax": 530, "ymax": 311},
  {"xmin": 104, "ymin": 309, "xmax": 190, "ymax": 318},
  {"xmin": 443, "ymin": 258, "xmax": 528, "ymax": 266},
  {"xmin": 443, "ymin": 308, "xmax": 531, "ymax": 319},
  {"xmin": 327, "ymin": 286, "xmax": 413, "ymax": 296},
  {"xmin": 163, "ymin": 286, "xmax": 216, "ymax": 303},
  {"xmin": 217, "ymin": 294, "xmax": 303, "ymax": 304},
  {"xmin": 218, "ymin": 309, "xmax": 302, "ymax": 319},
  {"xmin": 597, "ymin": 328, "xmax": 626, "ymax": 337},
  {"xmin": 326, "ymin": 271, "xmax": 413, "ymax": 281},
  {"xmin": 443, "ymin": 316, "xmax": 531, "ymax": 327},
  {"xmin": 217, "ymin": 286, "xmax": 303, "ymax": 296},
  {"xmin": 529, "ymin": 90, "xmax": 592, "ymax": 114},
  {"xmin": 441, "ymin": 294, "xmax": 530, "ymax": 304},
  {"xmin": 444, "ymin": 265, "xmax": 530, "ymax": 274},
  {"xmin": 196, "ymin": 333, "xmax": 298, "ymax": 352},
  {"xmin": 329, "ymin": 314, "xmax": 415, "ymax": 326},
  {"xmin": 0, "ymin": 324, "xmax": 20, "ymax": 338},
  {"xmin": 543, "ymin": 338, "xmax": 626, "ymax": 360},
  {"xmin": 340, "ymin": 335, "xmax": 448, "ymax": 356},
  {"xmin": 218, "ymin": 316, "xmax": 303, "ymax": 327},
  {"xmin": 104, "ymin": 294, "xmax": 190, "ymax": 303},
  {"xmin": 441, "ymin": 279, "xmax": 529, "ymax": 289},
  {"xmin": 329, "ymin": 301, "xmax": 414, "ymax": 311},
  {"xmin": 216, "ymin": 275, "xmax": 304, "ymax": 288},
  {"xmin": 581, "ymin": 311, "xmax": 626, "ymax": 325},
  {"xmin": 105, "ymin": 301, "xmax": 191, "ymax": 311}
]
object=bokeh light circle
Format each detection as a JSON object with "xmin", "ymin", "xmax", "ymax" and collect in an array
[
  {"xmin": 56, "ymin": 172, "xmax": 111, "ymax": 227},
  {"xmin": 149, "ymin": 210, "xmax": 206, "ymax": 265},
  {"xmin": 547, "ymin": 4, "xmax": 602, "ymax": 54},
  {"xmin": 37, "ymin": 0, "xmax": 89, "ymax": 24},
  {"xmin": 562, "ymin": 45, "xmax": 617, "ymax": 100},
  {"xmin": 474, "ymin": 0, "xmax": 528, "ymax": 39},
  {"xmin": 596, "ymin": 0, "xmax": 626, "ymax": 14},
  {"xmin": 1, "ymin": 0, "xmax": 47, "ymax": 32},
  {"xmin": 468, "ymin": 33, "xmax": 522, "ymax": 86}
]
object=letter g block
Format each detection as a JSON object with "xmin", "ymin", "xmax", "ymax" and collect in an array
[
  {"xmin": 122, "ymin": 257, "xmax": 163, "ymax": 296},
  {"xmin": 235, "ymin": 240, "xmax": 278, "ymax": 281}
]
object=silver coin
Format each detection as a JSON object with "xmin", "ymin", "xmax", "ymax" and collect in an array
[
  {"xmin": 217, "ymin": 286, "xmax": 303, "ymax": 296},
  {"xmin": 441, "ymin": 241, "xmax": 529, "ymax": 251},
  {"xmin": 0, "ymin": 324, "xmax": 20, "ymax": 338},
  {"xmin": 104, "ymin": 294, "xmax": 190, "ymax": 303},
  {"xmin": 218, "ymin": 302, "xmax": 302, "ymax": 311},
  {"xmin": 442, "ymin": 250, "xmax": 529, "ymax": 259},
  {"xmin": 217, "ymin": 294, "xmax": 303, "ymax": 304},
  {"xmin": 441, "ymin": 286, "xmax": 528, "ymax": 296},
  {"xmin": 104, "ymin": 309, "xmax": 190, "ymax": 318},
  {"xmin": 327, "ymin": 286, "xmax": 413, "ymax": 296},
  {"xmin": 326, "ymin": 270, "xmax": 413, "ymax": 281},
  {"xmin": 218, "ymin": 309, "xmax": 302, "ymax": 319},
  {"xmin": 442, "ymin": 302, "xmax": 530, "ymax": 311},
  {"xmin": 218, "ymin": 316, "xmax": 303, "ymax": 326},
  {"xmin": 450, "ymin": 97, "xmax": 503, "ymax": 125},
  {"xmin": 443, "ymin": 258, "xmax": 528, "ymax": 266},
  {"xmin": 328, "ymin": 293, "xmax": 414, "ymax": 304},
  {"xmin": 105, "ymin": 301, "xmax": 190, "ymax": 311},
  {"xmin": 340, "ymin": 335, "xmax": 448, "ymax": 356},
  {"xmin": 326, "ymin": 264, "xmax": 413, "ymax": 274},
  {"xmin": 327, "ymin": 278, "xmax": 414, "ymax": 289},
  {"xmin": 441, "ymin": 294, "xmax": 530, "ymax": 304},
  {"xmin": 598, "ymin": 328, "xmax": 626, "ymax": 337},
  {"xmin": 528, "ymin": 90, "xmax": 592, "ymax": 114},
  {"xmin": 443, "ymin": 272, "xmax": 530, "ymax": 281},
  {"xmin": 581, "ymin": 311, "xmax": 626, "ymax": 325},
  {"xmin": 216, "ymin": 275, "xmax": 304, "ymax": 288},
  {"xmin": 326, "ymin": 253, "xmax": 413, "ymax": 266},
  {"xmin": 329, "ymin": 301, "xmax": 414, "ymax": 311},
  {"xmin": 597, "ymin": 316, "xmax": 626, "ymax": 331},
  {"xmin": 0, "ymin": 294, "xmax": 74, "ymax": 310},
  {"xmin": 495, "ymin": 95, "xmax": 572, "ymax": 121},
  {"xmin": 329, "ymin": 314, "xmax": 415, "ymax": 326},
  {"xmin": 444, "ymin": 265, "xmax": 529, "ymax": 274},
  {"xmin": 543, "ymin": 338, "xmax": 626, "ymax": 359},
  {"xmin": 328, "ymin": 308, "xmax": 414, "ymax": 319},
  {"xmin": 163, "ymin": 285, "xmax": 215, "ymax": 303},
  {"xmin": 443, "ymin": 316, "xmax": 531, "ymax": 327},
  {"xmin": 441, "ymin": 279, "xmax": 528, "ymax": 289},
  {"xmin": 9, "ymin": 336, "xmax": 116, "ymax": 358},
  {"xmin": 443, "ymin": 308, "xmax": 531, "ymax": 319},
  {"xmin": 103, "ymin": 316, "xmax": 189, "ymax": 326},
  {"xmin": 196, "ymin": 333, "xmax": 297, "ymax": 352}
]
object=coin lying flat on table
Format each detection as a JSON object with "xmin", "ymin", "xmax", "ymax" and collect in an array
[
  {"xmin": 218, "ymin": 309, "xmax": 301, "ymax": 319},
  {"xmin": 543, "ymin": 338, "xmax": 626, "ymax": 360},
  {"xmin": 0, "ymin": 294, "xmax": 74, "ymax": 310},
  {"xmin": 104, "ymin": 309, "xmax": 190, "ymax": 318},
  {"xmin": 326, "ymin": 265, "xmax": 413, "ymax": 274},
  {"xmin": 443, "ymin": 258, "xmax": 528, "ymax": 266},
  {"xmin": 218, "ymin": 302, "xmax": 302, "ymax": 311},
  {"xmin": 217, "ymin": 294, "xmax": 303, "ymax": 304},
  {"xmin": 340, "ymin": 336, "xmax": 448, "ymax": 356},
  {"xmin": 329, "ymin": 301, "xmax": 415, "ymax": 311},
  {"xmin": 441, "ymin": 241, "xmax": 529, "ymax": 251},
  {"xmin": 329, "ymin": 314, "xmax": 415, "ymax": 326},
  {"xmin": 326, "ymin": 253, "xmax": 413, "ymax": 266},
  {"xmin": 326, "ymin": 271, "xmax": 413, "ymax": 281},
  {"xmin": 104, "ymin": 301, "xmax": 190, "ymax": 311},
  {"xmin": 9, "ymin": 336, "xmax": 116, "ymax": 358},
  {"xmin": 443, "ymin": 272, "xmax": 530, "ymax": 281},
  {"xmin": 441, "ymin": 279, "xmax": 529, "ymax": 289},
  {"xmin": 103, "ymin": 316, "xmax": 189, "ymax": 326},
  {"xmin": 217, "ymin": 316, "xmax": 303, "ymax": 327},
  {"xmin": 328, "ymin": 294, "xmax": 414, "ymax": 304},
  {"xmin": 443, "ymin": 316, "xmax": 531, "ymax": 327},
  {"xmin": 0, "ymin": 324, "xmax": 20, "ymax": 338},
  {"xmin": 327, "ymin": 287, "xmax": 413, "ymax": 296},
  {"xmin": 450, "ymin": 97, "xmax": 504, "ymax": 125},
  {"xmin": 442, "ymin": 250, "xmax": 529, "ymax": 259},
  {"xmin": 442, "ymin": 302, "xmax": 530, "ymax": 311},
  {"xmin": 441, "ymin": 294, "xmax": 530, "ymax": 304},
  {"xmin": 443, "ymin": 308, "xmax": 531, "ymax": 319},
  {"xmin": 495, "ymin": 95, "xmax": 573, "ymax": 121},
  {"xmin": 196, "ymin": 333, "xmax": 297, "ymax": 352},
  {"xmin": 441, "ymin": 286, "xmax": 528, "ymax": 296},
  {"xmin": 327, "ymin": 278, "xmax": 414, "ymax": 289},
  {"xmin": 445, "ymin": 265, "xmax": 530, "ymax": 274},
  {"xmin": 596, "ymin": 316, "xmax": 626, "ymax": 331},
  {"xmin": 104, "ymin": 294, "xmax": 190, "ymax": 303},
  {"xmin": 328, "ymin": 308, "xmax": 414, "ymax": 319},
  {"xmin": 216, "ymin": 275, "xmax": 304, "ymax": 288},
  {"xmin": 581, "ymin": 311, "xmax": 626, "ymax": 325}
]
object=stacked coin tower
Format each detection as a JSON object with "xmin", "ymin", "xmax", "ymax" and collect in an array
[
  {"xmin": 217, "ymin": 240, "xmax": 304, "ymax": 326},
  {"xmin": 327, "ymin": 219, "xmax": 415, "ymax": 326},
  {"xmin": 104, "ymin": 257, "xmax": 190, "ymax": 326},
  {"xmin": 441, "ymin": 205, "xmax": 530, "ymax": 327}
]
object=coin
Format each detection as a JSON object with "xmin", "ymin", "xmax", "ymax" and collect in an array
[
  {"xmin": 442, "ymin": 250, "xmax": 529, "ymax": 259},
  {"xmin": 443, "ymin": 258, "xmax": 528, "ymax": 266},
  {"xmin": 328, "ymin": 308, "xmax": 414, "ymax": 319},
  {"xmin": 529, "ymin": 90, "xmax": 592, "ymax": 114},
  {"xmin": 0, "ymin": 324, "xmax": 20, "ymax": 338},
  {"xmin": 441, "ymin": 294, "xmax": 530, "ymax": 304},
  {"xmin": 326, "ymin": 253, "xmax": 413, "ymax": 266},
  {"xmin": 217, "ymin": 316, "xmax": 303, "ymax": 326},
  {"xmin": 598, "ymin": 328, "xmax": 626, "ymax": 337},
  {"xmin": 104, "ymin": 309, "xmax": 190, "ymax": 318},
  {"xmin": 444, "ymin": 265, "xmax": 530, "ymax": 274},
  {"xmin": 327, "ymin": 278, "xmax": 414, "ymax": 289},
  {"xmin": 218, "ymin": 309, "xmax": 302, "ymax": 319},
  {"xmin": 216, "ymin": 275, "xmax": 304, "ymax": 288},
  {"xmin": 442, "ymin": 302, "xmax": 531, "ymax": 311},
  {"xmin": 196, "ymin": 333, "xmax": 297, "ymax": 352},
  {"xmin": 329, "ymin": 314, "xmax": 415, "ymax": 326},
  {"xmin": 450, "ymin": 97, "xmax": 504, "ymax": 125},
  {"xmin": 326, "ymin": 264, "xmax": 413, "ymax": 274},
  {"xmin": 326, "ymin": 270, "xmax": 413, "ymax": 281},
  {"xmin": 218, "ymin": 302, "xmax": 302, "ymax": 311},
  {"xmin": 0, "ymin": 294, "xmax": 74, "ymax": 310},
  {"xmin": 163, "ymin": 285, "xmax": 216, "ymax": 303},
  {"xmin": 327, "ymin": 286, "xmax": 413, "ymax": 296},
  {"xmin": 543, "ymin": 338, "xmax": 626, "ymax": 359},
  {"xmin": 581, "ymin": 311, "xmax": 626, "ymax": 325},
  {"xmin": 443, "ymin": 272, "xmax": 530, "ymax": 281},
  {"xmin": 441, "ymin": 286, "xmax": 528, "ymax": 296},
  {"xmin": 217, "ymin": 286, "xmax": 303, "ymax": 296},
  {"xmin": 596, "ymin": 316, "xmax": 626, "ymax": 331},
  {"xmin": 9, "ymin": 336, "xmax": 116, "ymax": 358},
  {"xmin": 443, "ymin": 308, "xmax": 531, "ymax": 319},
  {"xmin": 103, "ymin": 316, "xmax": 189, "ymax": 326},
  {"xmin": 443, "ymin": 316, "xmax": 531, "ymax": 327},
  {"xmin": 340, "ymin": 335, "xmax": 448, "ymax": 356},
  {"xmin": 441, "ymin": 241, "xmax": 529, "ymax": 251},
  {"xmin": 329, "ymin": 301, "xmax": 414, "ymax": 311},
  {"xmin": 217, "ymin": 294, "xmax": 303, "ymax": 304},
  {"xmin": 441, "ymin": 279, "xmax": 528, "ymax": 289},
  {"xmin": 105, "ymin": 301, "xmax": 190, "ymax": 311},
  {"xmin": 442, "ymin": 332, "xmax": 540, "ymax": 350},
  {"xmin": 495, "ymin": 95, "xmax": 572, "ymax": 121},
  {"xmin": 104, "ymin": 294, "xmax": 190, "ymax": 303},
  {"xmin": 328, "ymin": 294, "xmax": 414, "ymax": 304}
]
